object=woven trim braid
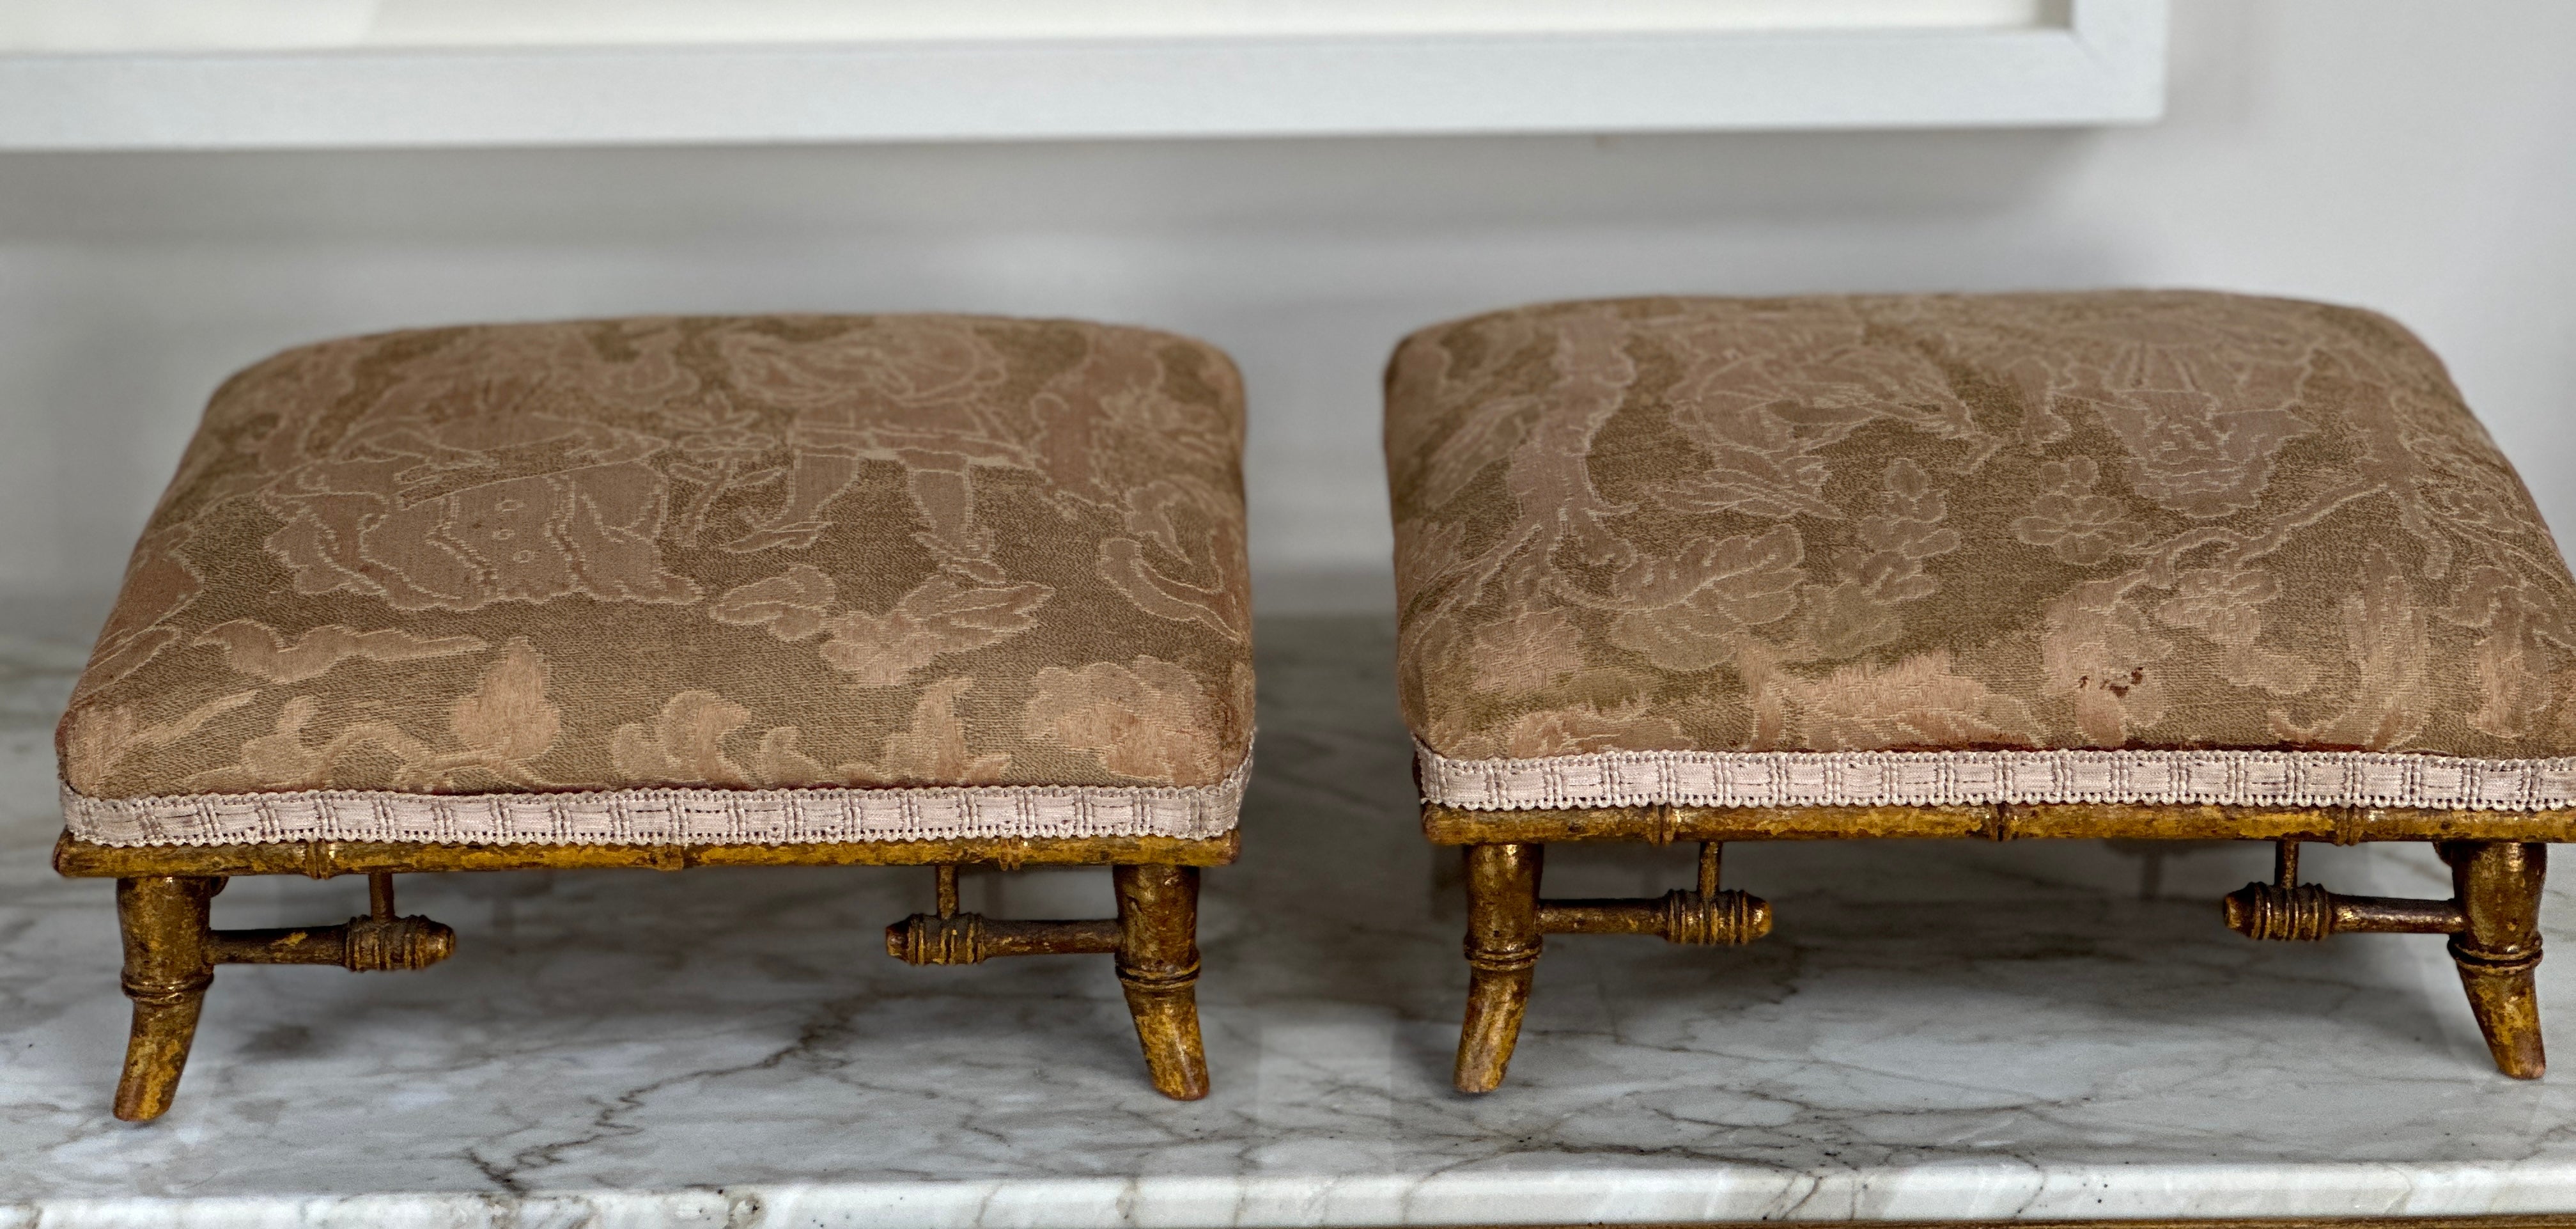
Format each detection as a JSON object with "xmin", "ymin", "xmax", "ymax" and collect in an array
[
  {"xmin": 61, "ymin": 753, "xmax": 1250, "ymax": 849},
  {"xmin": 1415, "ymin": 743, "xmax": 2576, "ymax": 812}
]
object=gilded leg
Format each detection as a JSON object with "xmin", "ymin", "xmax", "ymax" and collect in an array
[
  {"xmin": 2442, "ymin": 840, "xmax": 2547, "ymax": 1078},
  {"xmin": 113, "ymin": 875, "xmax": 221, "ymax": 1122},
  {"xmin": 1455, "ymin": 842, "xmax": 1543, "ymax": 1093},
  {"xmin": 1113, "ymin": 863, "xmax": 1209, "ymax": 1100}
]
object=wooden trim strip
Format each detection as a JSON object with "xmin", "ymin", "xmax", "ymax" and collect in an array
[{"xmin": 1422, "ymin": 801, "xmax": 2576, "ymax": 845}]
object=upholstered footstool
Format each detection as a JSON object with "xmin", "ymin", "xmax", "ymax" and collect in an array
[
  {"xmin": 1386, "ymin": 291, "xmax": 2576, "ymax": 1091},
  {"xmin": 54, "ymin": 314, "xmax": 1253, "ymax": 1119}
]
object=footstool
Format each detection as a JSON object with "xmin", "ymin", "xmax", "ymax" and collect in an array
[
  {"xmin": 54, "ymin": 314, "xmax": 1253, "ymax": 1120},
  {"xmin": 1385, "ymin": 291, "xmax": 2576, "ymax": 1091}
]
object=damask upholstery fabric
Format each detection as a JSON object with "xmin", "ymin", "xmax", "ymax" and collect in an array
[
  {"xmin": 61, "ymin": 315, "xmax": 1253, "ymax": 846},
  {"xmin": 1389, "ymin": 292, "xmax": 2576, "ymax": 812}
]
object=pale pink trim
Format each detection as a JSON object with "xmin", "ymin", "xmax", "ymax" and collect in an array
[
  {"xmin": 1415, "ymin": 743, "xmax": 2576, "ymax": 813},
  {"xmin": 61, "ymin": 753, "xmax": 1250, "ymax": 849}
]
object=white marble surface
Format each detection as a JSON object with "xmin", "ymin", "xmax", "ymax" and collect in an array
[{"xmin": 6, "ymin": 616, "xmax": 2576, "ymax": 1227}]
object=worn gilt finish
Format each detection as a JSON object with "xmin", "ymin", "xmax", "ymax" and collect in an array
[
  {"xmin": 1391, "ymin": 293, "xmax": 2576, "ymax": 1092},
  {"xmin": 2446, "ymin": 840, "xmax": 2549, "ymax": 1076},
  {"xmin": 109, "ymin": 870, "xmax": 458, "ymax": 1122},
  {"xmin": 1424, "ymin": 801, "xmax": 2576, "ymax": 845},
  {"xmin": 77, "ymin": 840, "xmax": 1229, "ymax": 1120},
  {"xmin": 1455, "ymin": 842, "xmax": 1543, "ymax": 1093},
  {"xmin": 1429, "ymin": 795, "xmax": 2557, "ymax": 1089},
  {"xmin": 1439, "ymin": 807, "xmax": 2552, "ymax": 1091},
  {"xmin": 1112, "ymin": 863, "xmax": 1211, "ymax": 1099},
  {"xmin": 72, "ymin": 823, "xmax": 1232, "ymax": 1113}
]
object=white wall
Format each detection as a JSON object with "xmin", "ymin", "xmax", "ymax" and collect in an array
[{"xmin": 1, "ymin": 0, "xmax": 2572, "ymax": 636}]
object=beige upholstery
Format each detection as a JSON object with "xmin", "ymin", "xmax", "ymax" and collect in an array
[
  {"xmin": 61, "ymin": 315, "xmax": 1253, "ymax": 846},
  {"xmin": 1386, "ymin": 292, "xmax": 2576, "ymax": 812}
]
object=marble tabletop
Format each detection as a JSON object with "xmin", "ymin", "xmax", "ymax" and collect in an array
[{"xmin": 4, "ymin": 614, "xmax": 2576, "ymax": 1228}]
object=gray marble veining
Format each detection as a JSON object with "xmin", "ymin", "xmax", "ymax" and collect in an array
[{"xmin": 3, "ymin": 616, "xmax": 2575, "ymax": 1226}]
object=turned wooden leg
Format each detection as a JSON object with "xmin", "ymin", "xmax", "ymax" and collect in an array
[
  {"xmin": 113, "ymin": 875, "xmax": 221, "ymax": 1122},
  {"xmin": 1113, "ymin": 863, "xmax": 1209, "ymax": 1100},
  {"xmin": 2442, "ymin": 840, "xmax": 2547, "ymax": 1078},
  {"xmin": 1455, "ymin": 842, "xmax": 1543, "ymax": 1093}
]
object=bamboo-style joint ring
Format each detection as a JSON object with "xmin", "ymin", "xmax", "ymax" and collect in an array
[
  {"xmin": 202, "ymin": 915, "xmax": 458, "ymax": 971},
  {"xmin": 2226, "ymin": 881, "xmax": 2335, "ymax": 941},
  {"xmin": 1651, "ymin": 803, "xmax": 1682, "ymax": 846},
  {"xmin": 1464, "ymin": 940, "xmax": 1542, "ymax": 975},
  {"xmin": 890, "ymin": 912, "xmax": 986, "ymax": 964},
  {"xmin": 2450, "ymin": 935, "xmax": 2544, "ymax": 975},
  {"xmin": 1660, "ymin": 889, "xmax": 1774, "ymax": 946},
  {"xmin": 120, "ymin": 972, "xmax": 213, "ymax": 1002},
  {"xmin": 1115, "ymin": 959, "xmax": 1202, "ymax": 990},
  {"xmin": 885, "ymin": 912, "xmax": 1121, "ymax": 964},
  {"xmin": 2225, "ymin": 881, "xmax": 2464, "ymax": 941},
  {"xmin": 339, "ymin": 916, "xmax": 456, "ymax": 972}
]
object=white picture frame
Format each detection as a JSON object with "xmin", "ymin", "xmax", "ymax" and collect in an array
[{"xmin": 0, "ymin": 0, "xmax": 2164, "ymax": 150}]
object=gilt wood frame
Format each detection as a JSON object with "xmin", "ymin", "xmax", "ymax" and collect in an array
[
  {"xmin": 58, "ymin": 831, "xmax": 1235, "ymax": 1121},
  {"xmin": 1427, "ymin": 802, "xmax": 2550, "ymax": 1094}
]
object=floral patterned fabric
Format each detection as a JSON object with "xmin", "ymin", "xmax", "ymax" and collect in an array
[
  {"xmin": 1388, "ymin": 292, "xmax": 2576, "ymax": 806},
  {"xmin": 61, "ymin": 315, "xmax": 1253, "ymax": 842}
]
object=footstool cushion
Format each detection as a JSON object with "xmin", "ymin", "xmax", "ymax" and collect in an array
[
  {"xmin": 1388, "ymin": 292, "xmax": 2576, "ymax": 813},
  {"xmin": 60, "ymin": 315, "xmax": 1253, "ymax": 846}
]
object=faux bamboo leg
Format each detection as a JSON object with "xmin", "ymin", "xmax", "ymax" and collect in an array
[
  {"xmin": 113, "ymin": 875, "xmax": 221, "ymax": 1122},
  {"xmin": 2442, "ymin": 840, "xmax": 2548, "ymax": 1078},
  {"xmin": 1455, "ymin": 842, "xmax": 1543, "ymax": 1094},
  {"xmin": 1113, "ymin": 863, "xmax": 1209, "ymax": 1100}
]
